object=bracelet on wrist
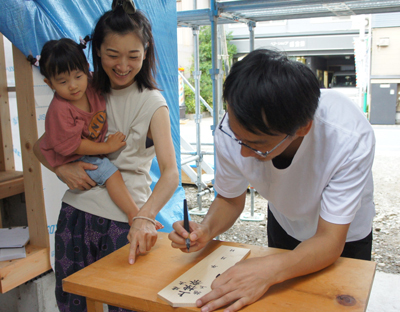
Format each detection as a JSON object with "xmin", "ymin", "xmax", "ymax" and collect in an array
[{"xmin": 132, "ymin": 216, "xmax": 156, "ymax": 227}]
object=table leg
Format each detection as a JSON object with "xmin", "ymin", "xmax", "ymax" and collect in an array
[{"xmin": 86, "ymin": 298, "xmax": 104, "ymax": 312}]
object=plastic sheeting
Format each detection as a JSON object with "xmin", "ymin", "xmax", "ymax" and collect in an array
[{"xmin": 0, "ymin": 0, "xmax": 184, "ymax": 233}]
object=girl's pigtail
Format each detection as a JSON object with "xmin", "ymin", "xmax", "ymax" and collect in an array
[
  {"xmin": 78, "ymin": 35, "xmax": 92, "ymax": 50},
  {"xmin": 27, "ymin": 54, "xmax": 40, "ymax": 67}
]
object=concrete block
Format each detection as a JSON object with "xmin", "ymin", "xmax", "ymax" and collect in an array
[
  {"xmin": 17, "ymin": 270, "xmax": 57, "ymax": 312},
  {"xmin": 0, "ymin": 270, "xmax": 57, "ymax": 312},
  {"xmin": 0, "ymin": 287, "xmax": 19, "ymax": 312}
]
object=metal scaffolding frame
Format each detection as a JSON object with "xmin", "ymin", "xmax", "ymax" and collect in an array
[{"xmin": 178, "ymin": 0, "xmax": 400, "ymax": 217}]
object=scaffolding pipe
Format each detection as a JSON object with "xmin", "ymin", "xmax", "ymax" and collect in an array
[
  {"xmin": 181, "ymin": 151, "xmax": 198, "ymax": 156},
  {"xmin": 181, "ymin": 155, "xmax": 200, "ymax": 166},
  {"xmin": 190, "ymin": 142, "xmax": 214, "ymax": 146},
  {"xmin": 249, "ymin": 21, "xmax": 255, "ymax": 52},
  {"xmin": 178, "ymin": 71, "xmax": 213, "ymax": 116},
  {"xmin": 192, "ymin": 26, "xmax": 204, "ymax": 212},
  {"xmin": 197, "ymin": 187, "xmax": 214, "ymax": 197},
  {"xmin": 217, "ymin": 25, "xmax": 224, "ymax": 118},
  {"xmin": 250, "ymin": 185, "xmax": 255, "ymax": 215},
  {"xmin": 248, "ymin": 21, "xmax": 256, "ymax": 215},
  {"xmin": 211, "ymin": 0, "xmax": 220, "ymax": 177}
]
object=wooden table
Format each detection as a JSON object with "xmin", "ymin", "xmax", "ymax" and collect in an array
[{"xmin": 63, "ymin": 232, "xmax": 376, "ymax": 312}]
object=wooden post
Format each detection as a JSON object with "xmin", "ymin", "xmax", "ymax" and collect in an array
[
  {"xmin": 86, "ymin": 299, "xmax": 103, "ymax": 312},
  {"xmin": 0, "ymin": 33, "xmax": 14, "ymax": 172},
  {"xmin": 12, "ymin": 45, "xmax": 48, "ymax": 248}
]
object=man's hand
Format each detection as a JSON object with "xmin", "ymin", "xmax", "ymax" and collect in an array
[
  {"xmin": 196, "ymin": 256, "xmax": 276, "ymax": 312},
  {"xmin": 168, "ymin": 220, "xmax": 212, "ymax": 253},
  {"xmin": 106, "ymin": 131, "xmax": 126, "ymax": 153},
  {"xmin": 127, "ymin": 218, "xmax": 158, "ymax": 264},
  {"xmin": 55, "ymin": 161, "xmax": 97, "ymax": 190}
]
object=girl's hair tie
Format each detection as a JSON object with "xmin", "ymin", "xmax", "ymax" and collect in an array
[
  {"xmin": 34, "ymin": 55, "xmax": 41, "ymax": 67},
  {"xmin": 79, "ymin": 36, "xmax": 86, "ymax": 46},
  {"xmin": 27, "ymin": 54, "xmax": 40, "ymax": 67},
  {"xmin": 78, "ymin": 35, "xmax": 91, "ymax": 49}
]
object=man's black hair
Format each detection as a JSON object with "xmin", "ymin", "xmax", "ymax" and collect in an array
[{"xmin": 223, "ymin": 49, "xmax": 320, "ymax": 136}]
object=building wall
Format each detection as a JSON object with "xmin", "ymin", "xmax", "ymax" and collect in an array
[
  {"xmin": 371, "ymin": 27, "xmax": 400, "ymax": 77},
  {"xmin": 227, "ymin": 15, "xmax": 364, "ymax": 57},
  {"xmin": 370, "ymin": 26, "xmax": 400, "ymax": 123}
]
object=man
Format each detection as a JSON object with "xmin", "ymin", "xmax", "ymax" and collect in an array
[{"xmin": 169, "ymin": 49, "xmax": 375, "ymax": 312}]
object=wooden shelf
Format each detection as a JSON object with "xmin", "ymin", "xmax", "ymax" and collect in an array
[
  {"xmin": 0, "ymin": 170, "xmax": 24, "ymax": 200},
  {"xmin": 0, "ymin": 244, "xmax": 51, "ymax": 293},
  {"xmin": 0, "ymin": 36, "xmax": 50, "ymax": 293}
]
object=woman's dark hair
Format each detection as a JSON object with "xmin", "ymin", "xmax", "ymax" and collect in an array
[
  {"xmin": 91, "ymin": 6, "xmax": 158, "ymax": 93},
  {"xmin": 223, "ymin": 49, "xmax": 320, "ymax": 136},
  {"xmin": 28, "ymin": 38, "xmax": 90, "ymax": 80}
]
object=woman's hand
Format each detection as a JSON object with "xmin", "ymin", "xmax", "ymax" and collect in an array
[
  {"xmin": 55, "ymin": 161, "xmax": 97, "ymax": 190},
  {"xmin": 127, "ymin": 218, "xmax": 158, "ymax": 264},
  {"xmin": 168, "ymin": 220, "xmax": 212, "ymax": 253},
  {"xmin": 195, "ymin": 256, "xmax": 275, "ymax": 312}
]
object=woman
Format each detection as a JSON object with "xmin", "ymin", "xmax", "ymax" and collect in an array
[{"xmin": 34, "ymin": 1, "xmax": 179, "ymax": 311}]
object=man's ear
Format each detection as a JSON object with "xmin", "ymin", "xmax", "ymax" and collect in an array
[
  {"xmin": 43, "ymin": 78, "xmax": 53, "ymax": 90},
  {"xmin": 295, "ymin": 120, "xmax": 313, "ymax": 137}
]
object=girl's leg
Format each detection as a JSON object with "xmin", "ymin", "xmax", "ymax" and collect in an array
[
  {"xmin": 54, "ymin": 203, "xmax": 135, "ymax": 312},
  {"xmin": 106, "ymin": 171, "xmax": 139, "ymax": 224}
]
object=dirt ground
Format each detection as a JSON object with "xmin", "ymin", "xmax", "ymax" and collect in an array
[{"xmin": 184, "ymin": 150, "xmax": 400, "ymax": 274}]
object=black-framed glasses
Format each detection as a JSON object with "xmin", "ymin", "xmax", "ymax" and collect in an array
[
  {"xmin": 112, "ymin": 0, "xmax": 136, "ymax": 14},
  {"xmin": 219, "ymin": 112, "xmax": 289, "ymax": 158}
]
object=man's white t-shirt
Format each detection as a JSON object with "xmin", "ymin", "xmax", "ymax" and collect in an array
[{"xmin": 214, "ymin": 89, "xmax": 375, "ymax": 242}]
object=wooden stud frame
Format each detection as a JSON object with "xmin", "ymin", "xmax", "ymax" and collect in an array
[{"xmin": 0, "ymin": 35, "xmax": 51, "ymax": 293}]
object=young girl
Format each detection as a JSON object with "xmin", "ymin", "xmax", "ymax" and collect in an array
[
  {"xmin": 34, "ymin": 1, "xmax": 179, "ymax": 311},
  {"xmin": 29, "ymin": 38, "xmax": 162, "ymax": 229}
]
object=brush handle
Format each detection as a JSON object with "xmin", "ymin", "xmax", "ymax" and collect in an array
[{"xmin": 183, "ymin": 199, "xmax": 190, "ymax": 251}]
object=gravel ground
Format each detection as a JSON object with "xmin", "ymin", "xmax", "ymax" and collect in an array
[{"xmin": 184, "ymin": 150, "xmax": 400, "ymax": 275}]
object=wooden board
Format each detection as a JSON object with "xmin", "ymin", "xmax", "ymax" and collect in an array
[
  {"xmin": 12, "ymin": 45, "xmax": 48, "ymax": 249},
  {"xmin": 0, "ymin": 244, "xmax": 51, "ymax": 293},
  {"xmin": 0, "ymin": 33, "xmax": 15, "ymax": 172},
  {"xmin": 0, "ymin": 170, "xmax": 24, "ymax": 200},
  {"xmin": 158, "ymin": 245, "xmax": 250, "ymax": 307}
]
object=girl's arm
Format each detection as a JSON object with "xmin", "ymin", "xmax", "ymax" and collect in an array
[
  {"xmin": 127, "ymin": 106, "xmax": 179, "ymax": 264},
  {"xmin": 33, "ymin": 135, "xmax": 55, "ymax": 172},
  {"xmin": 74, "ymin": 132, "xmax": 126, "ymax": 155},
  {"xmin": 34, "ymin": 134, "xmax": 97, "ymax": 190}
]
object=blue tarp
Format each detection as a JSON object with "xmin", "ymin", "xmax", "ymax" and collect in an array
[{"xmin": 0, "ymin": 0, "xmax": 184, "ymax": 232}]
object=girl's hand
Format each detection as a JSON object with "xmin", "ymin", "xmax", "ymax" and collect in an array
[
  {"xmin": 55, "ymin": 161, "xmax": 97, "ymax": 190},
  {"xmin": 106, "ymin": 131, "xmax": 126, "ymax": 153}
]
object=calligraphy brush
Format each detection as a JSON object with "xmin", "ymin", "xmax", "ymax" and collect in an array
[{"xmin": 183, "ymin": 199, "xmax": 190, "ymax": 251}]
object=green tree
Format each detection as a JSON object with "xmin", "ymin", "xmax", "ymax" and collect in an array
[{"xmin": 184, "ymin": 26, "xmax": 237, "ymax": 114}]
